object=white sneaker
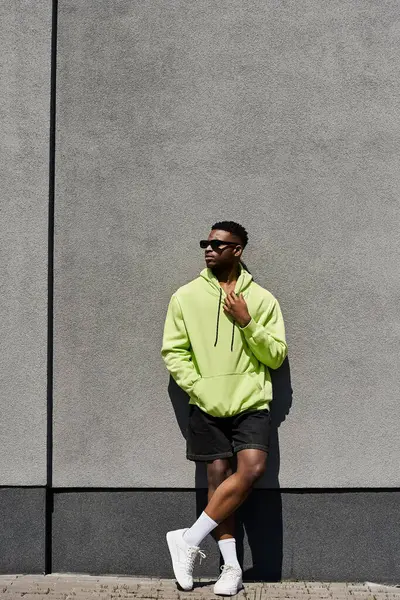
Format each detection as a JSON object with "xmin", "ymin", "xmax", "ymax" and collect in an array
[
  {"xmin": 166, "ymin": 528, "xmax": 206, "ymax": 590},
  {"xmin": 213, "ymin": 564, "xmax": 244, "ymax": 596}
]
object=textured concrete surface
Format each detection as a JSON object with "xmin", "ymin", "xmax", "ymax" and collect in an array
[
  {"xmin": 52, "ymin": 490, "xmax": 400, "ymax": 582},
  {"xmin": 1, "ymin": 575, "xmax": 400, "ymax": 600},
  {"xmin": 0, "ymin": 1, "xmax": 50, "ymax": 484},
  {"xmin": 0, "ymin": 489, "xmax": 46, "ymax": 574},
  {"xmin": 54, "ymin": 0, "xmax": 400, "ymax": 487}
]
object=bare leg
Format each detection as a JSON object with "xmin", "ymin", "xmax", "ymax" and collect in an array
[
  {"xmin": 206, "ymin": 459, "xmax": 235, "ymax": 541},
  {"xmin": 204, "ymin": 449, "xmax": 267, "ymax": 523}
]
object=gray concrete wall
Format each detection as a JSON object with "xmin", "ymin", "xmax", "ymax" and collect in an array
[
  {"xmin": 0, "ymin": 1, "xmax": 51, "ymax": 485},
  {"xmin": 52, "ymin": 490, "xmax": 400, "ymax": 583},
  {"xmin": 0, "ymin": 489, "xmax": 46, "ymax": 574},
  {"xmin": 54, "ymin": 0, "xmax": 400, "ymax": 487}
]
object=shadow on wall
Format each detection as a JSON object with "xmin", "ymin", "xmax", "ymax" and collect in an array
[{"xmin": 168, "ymin": 356, "xmax": 293, "ymax": 582}]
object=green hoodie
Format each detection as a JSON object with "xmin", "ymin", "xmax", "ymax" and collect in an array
[{"xmin": 161, "ymin": 262, "xmax": 288, "ymax": 418}]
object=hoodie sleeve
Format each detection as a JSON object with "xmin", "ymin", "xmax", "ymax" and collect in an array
[
  {"xmin": 239, "ymin": 297, "xmax": 288, "ymax": 369},
  {"xmin": 161, "ymin": 294, "xmax": 201, "ymax": 395}
]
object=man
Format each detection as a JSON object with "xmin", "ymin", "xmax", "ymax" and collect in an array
[{"xmin": 161, "ymin": 220, "xmax": 287, "ymax": 595}]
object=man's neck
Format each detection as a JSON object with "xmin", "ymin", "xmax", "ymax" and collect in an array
[{"xmin": 211, "ymin": 263, "xmax": 240, "ymax": 284}]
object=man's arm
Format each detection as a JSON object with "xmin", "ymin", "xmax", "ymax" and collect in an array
[
  {"xmin": 161, "ymin": 294, "xmax": 201, "ymax": 395},
  {"xmin": 238, "ymin": 298, "xmax": 288, "ymax": 369}
]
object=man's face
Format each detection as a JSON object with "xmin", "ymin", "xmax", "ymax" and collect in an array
[{"xmin": 204, "ymin": 230, "xmax": 242, "ymax": 269}]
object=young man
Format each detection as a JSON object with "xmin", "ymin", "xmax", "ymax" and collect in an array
[{"xmin": 161, "ymin": 221, "xmax": 287, "ymax": 595}]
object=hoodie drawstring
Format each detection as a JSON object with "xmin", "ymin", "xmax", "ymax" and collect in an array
[
  {"xmin": 214, "ymin": 287, "xmax": 236, "ymax": 351},
  {"xmin": 214, "ymin": 288, "xmax": 222, "ymax": 347},
  {"xmin": 230, "ymin": 318, "xmax": 235, "ymax": 351}
]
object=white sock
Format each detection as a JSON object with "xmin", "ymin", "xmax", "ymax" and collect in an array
[
  {"xmin": 218, "ymin": 538, "xmax": 241, "ymax": 568},
  {"xmin": 182, "ymin": 511, "xmax": 218, "ymax": 547}
]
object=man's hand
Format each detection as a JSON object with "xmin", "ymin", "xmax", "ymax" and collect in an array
[{"xmin": 223, "ymin": 291, "xmax": 251, "ymax": 328}]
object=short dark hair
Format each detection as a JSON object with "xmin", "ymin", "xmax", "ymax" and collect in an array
[
  {"xmin": 211, "ymin": 220, "xmax": 248, "ymax": 248},
  {"xmin": 210, "ymin": 220, "xmax": 252, "ymax": 276}
]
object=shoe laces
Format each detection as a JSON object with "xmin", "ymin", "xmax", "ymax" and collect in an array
[
  {"xmin": 186, "ymin": 546, "xmax": 206, "ymax": 569},
  {"xmin": 218, "ymin": 564, "xmax": 241, "ymax": 580}
]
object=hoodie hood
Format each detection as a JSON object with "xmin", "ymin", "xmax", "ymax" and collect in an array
[{"xmin": 199, "ymin": 262, "xmax": 253, "ymax": 351}]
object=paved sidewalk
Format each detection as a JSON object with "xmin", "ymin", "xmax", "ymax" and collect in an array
[{"xmin": 0, "ymin": 575, "xmax": 399, "ymax": 600}]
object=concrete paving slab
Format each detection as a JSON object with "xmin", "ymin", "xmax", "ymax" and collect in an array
[{"xmin": 0, "ymin": 576, "xmax": 399, "ymax": 600}]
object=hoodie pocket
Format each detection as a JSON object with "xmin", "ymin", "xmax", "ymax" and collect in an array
[{"xmin": 191, "ymin": 372, "xmax": 264, "ymax": 418}]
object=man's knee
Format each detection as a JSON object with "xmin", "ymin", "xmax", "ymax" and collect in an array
[
  {"xmin": 250, "ymin": 460, "xmax": 266, "ymax": 481},
  {"xmin": 239, "ymin": 459, "xmax": 266, "ymax": 485},
  {"xmin": 207, "ymin": 459, "xmax": 232, "ymax": 489}
]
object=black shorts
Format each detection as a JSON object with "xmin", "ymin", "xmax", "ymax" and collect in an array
[{"xmin": 186, "ymin": 404, "xmax": 271, "ymax": 462}]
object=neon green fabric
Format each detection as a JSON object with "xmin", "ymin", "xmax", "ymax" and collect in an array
[{"xmin": 161, "ymin": 262, "xmax": 288, "ymax": 417}]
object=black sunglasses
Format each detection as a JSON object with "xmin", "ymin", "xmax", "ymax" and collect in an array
[{"xmin": 199, "ymin": 239, "xmax": 241, "ymax": 251}]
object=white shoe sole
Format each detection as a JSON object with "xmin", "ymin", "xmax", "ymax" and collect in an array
[
  {"xmin": 166, "ymin": 531, "xmax": 193, "ymax": 591},
  {"xmin": 214, "ymin": 580, "xmax": 244, "ymax": 596}
]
